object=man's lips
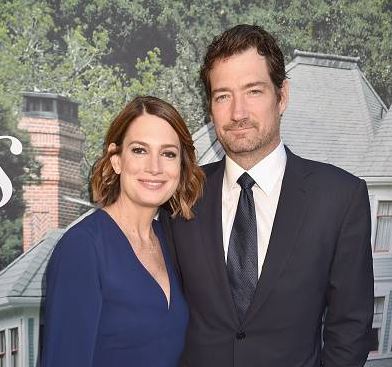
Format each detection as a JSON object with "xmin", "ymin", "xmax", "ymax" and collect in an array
[
  {"xmin": 227, "ymin": 127, "xmax": 253, "ymax": 131},
  {"xmin": 224, "ymin": 123, "xmax": 255, "ymax": 132},
  {"xmin": 225, "ymin": 126, "xmax": 254, "ymax": 134}
]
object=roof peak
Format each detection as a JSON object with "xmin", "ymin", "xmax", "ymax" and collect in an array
[{"xmin": 291, "ymin": 50, "xmax": 360, "ymax": 70}]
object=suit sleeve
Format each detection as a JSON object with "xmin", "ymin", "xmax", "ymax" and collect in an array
[
  {"xmin": 42, "ymin": 228, "xmax": 102, "ymax": 367},
  {"xmin": 159, "ymin": 208, "xmax": 184, "ymax": 287},
  {"xmin": 322, "ymin": 179, "xmax": 374, "ymax": 367}
]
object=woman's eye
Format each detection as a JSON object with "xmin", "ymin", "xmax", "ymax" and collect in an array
[
  {"xmin": 162, "ymin": 151, "xmax": 177, "ymax": 159},
  {"xmin": 131, "ymin": 147, "xmax": 146, "ymax": 154}
]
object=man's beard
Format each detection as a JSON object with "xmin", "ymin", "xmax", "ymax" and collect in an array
[{"xmin": 218, "ymin": 119, "xmax": 279, "ymax": 155}]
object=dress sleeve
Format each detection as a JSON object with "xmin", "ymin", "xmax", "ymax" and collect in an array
[{"xmin": 42, "ymin": 227, "xmax": 102, "ymax": 367}]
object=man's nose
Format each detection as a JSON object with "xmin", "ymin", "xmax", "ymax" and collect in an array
[{"xmin": 231, "ymin": 95, "xmax": 249, "ymax": 122}]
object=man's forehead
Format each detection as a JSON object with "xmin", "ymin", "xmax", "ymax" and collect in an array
[{"xmin": 212, "ymin": 47, "xmax": 265, "ymax": 65}]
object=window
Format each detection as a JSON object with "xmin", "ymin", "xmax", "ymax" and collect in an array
[
  {"xmin": 41, "ymin": 98, "xmax": 54, "ymax": 112},
  {"xmin": 374, "ymin": 201, "xmax": 392, "ymax": 253},
  {"xmin": 57, "ymin": 100, "xmax": 65, "ymax": 116},
  {"xmin": 25, "ymin": 97, "xmax": 54, "ymax": 113},
  {"xmin": 0, "ymin": 330, "xmax": 5, "ymax": 367},
  {"xmin": 370, "ymin": 297, "xmax": 385, "ymax": 352},
  {"xmin": 10, "ymin": 328, "xmax": 18, "ymax": 367},
  {"xmin": 26, "ymin": 98, "xmax": 41, "ymax": 112}
]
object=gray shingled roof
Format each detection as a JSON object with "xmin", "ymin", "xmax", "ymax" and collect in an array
[
  {"xmin": 0, "ymin": 209, "xmax": 95, "ymax": 308},
  {"xmin": 358, "ymin": 106, "xmax": 392, "ymax": 177},
  {"xmin": 193, "ymin": 122, "xmax": 223, "ymax": 165},
  {"xmin": 282, "ymin": 50, "xmax": 386, "ymax": 174},
  {"xmin": 193, "ymin": 50, "xmax": 388, "ymax": 175},
  {"xmin": 0, "ymin": 230, "xmax": 64, "ymax": 307}
]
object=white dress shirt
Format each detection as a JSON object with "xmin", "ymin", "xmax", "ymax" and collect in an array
[{"xmin": 222, "ymin": 142, "xmax": 287, "ymax": 278}]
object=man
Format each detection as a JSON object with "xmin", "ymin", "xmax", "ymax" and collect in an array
[{"xmin": 162, "ymin": 24, "xmax": 374, "ymax": 367}]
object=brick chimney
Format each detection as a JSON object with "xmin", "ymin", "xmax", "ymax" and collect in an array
[{"xmin": 18, "ymin": 92, "xmax": 85, "ymax": 251}]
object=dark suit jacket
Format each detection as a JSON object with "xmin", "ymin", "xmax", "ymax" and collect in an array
[{"xmin": 161, "ymin": 148, "xmax": 374, "ymax": 367}]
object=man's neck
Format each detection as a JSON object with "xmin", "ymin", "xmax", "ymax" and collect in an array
[{"xmin": 228, "ymin": 142, "xmax": 281, "ymax": 171}]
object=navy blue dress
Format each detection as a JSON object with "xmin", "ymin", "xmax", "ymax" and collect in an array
[{"xmin": 42, "ymin": 209, "xmax": 188, "ymax": 367}]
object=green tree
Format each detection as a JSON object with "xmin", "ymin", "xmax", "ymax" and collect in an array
[
  {"xmin": 241, "ymin": 0, "xmax": 392, "ymax": 106},
  {"xmin": 0, "ymin": 0, "xmax": 165, "ymax": 177},
  {"xmin": 0, "ymin": 107, "xmax": 40, "ymax": 269},
  {"xmin": 153, "ymin": 0, "xmax": 392, "ymax": 130},
  {"xmin": 0, "ymin": 0, "xmax": 145, "ymax": 267},
  {"xmin": 0, "ymin": 0, "xmax": 390, "ymax": 268}
]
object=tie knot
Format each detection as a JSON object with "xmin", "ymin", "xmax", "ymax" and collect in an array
[{"xmin": 237, "ymin": 172, "xmax": 256, "ymax": 190}]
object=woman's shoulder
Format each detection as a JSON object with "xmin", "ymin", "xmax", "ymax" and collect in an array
[
  {"xmin": 52, "ymin": 209, "xmax": 108, "ymax": 257},
  {"xmin": 63, "ymin": 209, "xmax": 103, "ymax": 238},
  {"xmin": 45, "ymin": 210, "xmax": 105, "ymax": 293}
]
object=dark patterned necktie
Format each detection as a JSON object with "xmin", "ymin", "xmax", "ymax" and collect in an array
[{"xmin": 227, "ymin": 172, "xmax": 258, "ymax": 322}]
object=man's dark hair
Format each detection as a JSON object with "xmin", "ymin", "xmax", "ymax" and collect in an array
[{"xmin": 200, "ymin": 24, "xmax": 287, "ymax": 105}]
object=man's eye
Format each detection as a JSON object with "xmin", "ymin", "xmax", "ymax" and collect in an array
[
  {"xmin": 215, "ymin": 94, "xmax": 229, "ymax": 102},
  {"xmin": 131, "ymin": 147, "xmax": 146, "ymax": 154},
  {"xmin": 162, "ymin": 151, "xmax": 177, "ymax": 159},
  {"xmin": 249, "ymin": 89, "xmax": 262, "ymax": 95}
]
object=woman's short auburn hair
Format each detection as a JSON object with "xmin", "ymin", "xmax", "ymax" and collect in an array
[{"xmin": 90, "ymin": 96, "xmax": 205, "ymax": 219}]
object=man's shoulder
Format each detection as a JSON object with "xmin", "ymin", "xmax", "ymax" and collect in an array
[
  {"xmin": 201, "ymin": 160, "xmax": 224, "ymax": 176},
  {"xmin": 290, "ymin": 151, "xmax": 363, "ymax": 190}
]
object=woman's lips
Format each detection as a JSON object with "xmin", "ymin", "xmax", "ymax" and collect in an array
[{"xmin": 138, "ymin": 179, "xmax": 166, "ymax": 190}]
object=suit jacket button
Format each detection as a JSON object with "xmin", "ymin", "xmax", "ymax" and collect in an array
[{"xmin": 236, "ymin": 331, "xmax": 246, "ymax": 340}]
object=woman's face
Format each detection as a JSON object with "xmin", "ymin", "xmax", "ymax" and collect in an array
[{"xmin": 110, "ymin": 113, "xmax": 181, "ymax": 210}]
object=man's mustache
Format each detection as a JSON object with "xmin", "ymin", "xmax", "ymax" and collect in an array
[{"xmin": 223, "ymin": 119, "xmax": 256, "ymax": 131}]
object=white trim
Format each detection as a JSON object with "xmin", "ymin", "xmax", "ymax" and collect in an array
[
  {"xmin": 368, "ymin": 353, "xmax": 392, "ymax": 360},
  {"xmin": 369, "ymin": 293, "xmax": 386, "ymax": 357},
  {"xmin": 373, "ymin": 199, "xmax": 392, "ymax": 257},
  {"xmin": 0, "ymin": 321, "xmax": 22, "ymax": 367},
  {"xmin": 369, "ymin": 194, "xmax": 378, "ymax": 247},
  {"xmin": 369, "ymin": 289, "xmax": 392, "ymax": 359},
  {"xmin": 388, "ymin": 291, "xmax": 392, "ymax": 356},
  {"xmin": 0, "ymin": 329, "xmax": 5, "ymax": 367},
  {"xmin": 363, "ymin": 177, "xmax": 392, "ymax": 185},
  {"xmin": 0, "ymin": 298, "xmax": 42, "ymax": 310}
]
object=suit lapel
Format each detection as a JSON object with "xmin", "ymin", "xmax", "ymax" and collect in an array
[
  {"xmin": 198, "ymin": 159, "xmax": 240, "ymax": 322},
  {"xmin": 245, "ymin": 149, "xmax": 311, "ymax": 323}
]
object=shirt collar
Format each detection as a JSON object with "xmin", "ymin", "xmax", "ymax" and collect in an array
[{"xmin": 224, "ymin": 141, "xmax": 287, "ymax": 195}]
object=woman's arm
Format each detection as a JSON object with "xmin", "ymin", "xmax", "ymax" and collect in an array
[{"xmin": 42, "ymin": 227, "xmax": 102, "ymax": 367}]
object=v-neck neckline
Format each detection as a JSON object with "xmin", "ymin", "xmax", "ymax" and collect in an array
[{"xmin": 98, "ymin": 209, "xmax": 172, "ymax": 310}]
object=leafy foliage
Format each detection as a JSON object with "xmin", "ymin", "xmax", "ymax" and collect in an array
[
  {"xmin": 0, "ymin": 107, "xmax": 40, "ymax": 269},
  {"xmin": 1, "ymin": 0, "xmax": 391, "ymax": 160},
  {"xmin": 0, "ymin": 0, "xmax": 390, "ymax": 268}
]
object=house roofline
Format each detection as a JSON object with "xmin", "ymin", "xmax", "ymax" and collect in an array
[
  {"xmin": 361, "ymin": 176, "xmax": 392, "ymax": 185},
  {"xmin": 0, "ymin": 296, "xmax": 43, "ymax": 310}
]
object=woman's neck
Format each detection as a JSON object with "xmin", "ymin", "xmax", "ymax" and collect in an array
[{"xmin": 103, "ymin": 197, "xmax": 157, "ymax": 242}]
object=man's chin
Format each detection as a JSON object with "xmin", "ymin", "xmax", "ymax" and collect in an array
[{"xmin": 225, "ymin": 143, "xmax": 260, "ymax": 155}]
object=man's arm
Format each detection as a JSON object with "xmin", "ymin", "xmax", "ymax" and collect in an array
[{"xmin": 322, "ymin": 179, "xmax": 374, "ymax": 366}]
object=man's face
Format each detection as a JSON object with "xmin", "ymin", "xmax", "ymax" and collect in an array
[{"xmin": 209, "ymin": 47, "xmax": 288, "ymax": 167}]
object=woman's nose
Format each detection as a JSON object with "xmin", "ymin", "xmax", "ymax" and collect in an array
[{"xmin": 145, "ymin": 153, "xmax": 162, "ymax": 175}]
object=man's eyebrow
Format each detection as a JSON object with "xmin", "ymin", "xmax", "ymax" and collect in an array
[
  {"xmin": 211, "ymin": 87, "xmax": 230, "ymax": 96},
  {"xmin": 211, "ymin": 81, "xmax": 269, "ymax": 95},
  {"xmin": 243, "ymin": 81, "xmax": 269, "ymax": 89}
]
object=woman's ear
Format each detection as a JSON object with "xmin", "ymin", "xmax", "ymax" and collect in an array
[{"xmin": 108, "ymin": 143, "xmax": 121, "ymax": 174}]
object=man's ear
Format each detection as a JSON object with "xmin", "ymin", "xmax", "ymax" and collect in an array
[
  {"xmin": 278, "ymin": 79, "xmax": 289, "ymax": 115},
  {"xmin": 108, "ymin": 143, "xmax": 121, "ymax": 174}
]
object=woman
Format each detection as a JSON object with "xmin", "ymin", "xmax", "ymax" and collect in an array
[{"xmin": 42, "ymin": 96, "xmax": 204, "ymax": 367}]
